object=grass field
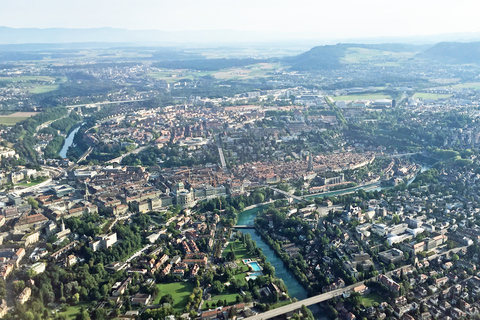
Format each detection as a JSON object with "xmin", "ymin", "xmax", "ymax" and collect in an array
[
  {"xmin": 212, "ymin": 63, "xmax": 279, "ymax": 80},
  {"xmin": 222, "ymin": 240, "xmax": 253, "ymax": 261},
  {"xmin": 413, "ymin": 92, "xmax": 452, "ymax": 100},
  {"xmin": 56, "ymin": 303, "xmax": 89, "ymax": 320},
  {"xmin": 204, "ymin": 293, "xmax": 240, "ymax": 310},
  {"xmin": 153, "ymin": 282, "xmax": 195, "ymax": 311},
  {"xmin": 28, "ymin": 84, "xmax": 59, "ymax": 93},
  {"xmin": 342, "ymin": 48, "xmax": 385, "ymax": 64},
  {"xmin": 0, "ymin": 112, "xmax": 38, "ymax": 125},
  {"xmin": 0, "ymin": 76, "xmax": 56, "ymax": 82},
  {"xmin": 451, "ymin": 82, "xmax": 480, "ymax": 90},
  {"xmin": 331, "ymin": 93, "xmax": 392, "ymax": 101},
  {"xmin": 361, "ymin": 293, "xmax": 384, "ymax": 307},
  {"xmin": 17, "ymin": 180, "xmax": 45, "ymax": 187},
  {"xmin": 342, "ymin": 48, "xmax": 415, "ymax": 64},
  {"xmin": 149, "ymin": 70, "xmax": 213, "ymax": 83}
]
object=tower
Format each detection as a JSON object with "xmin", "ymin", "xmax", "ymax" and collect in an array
[
  {"xmin": 307, "ymin": 152, "xmax": 313, "ymax": 172},
  {"xmin": 84, "ymin": 181, "xmax": 90, "ymax": 200}
]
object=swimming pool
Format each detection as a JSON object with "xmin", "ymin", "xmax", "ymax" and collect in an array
[{"xmin": 249, "ymin": 261, "xmax": 262, "ymax": 271}]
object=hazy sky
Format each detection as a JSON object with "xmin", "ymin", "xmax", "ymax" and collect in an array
[{"xmin": 2, "ymin": 0, "xmax": 480, "ymax": 38}]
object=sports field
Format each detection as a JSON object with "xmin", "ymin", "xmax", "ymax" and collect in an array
[{"xmin": 0, "ymin": 112, "xmax": 38, "ymax": 125}]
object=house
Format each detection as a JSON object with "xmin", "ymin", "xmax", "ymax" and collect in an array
[
  {"xmin": 16, "ymin": 287, "xmax": 31, "ymax": 304},
  {"xmin": 378, "ymin": 274, "xmax": 400, "ymax": 292},
  {"xmin": 89, "ymin": 233, "xmax": 117, "ymax": 252},
  {"xmin": 131, "ymin": 293, "xmax": 151, "ymax": 306},
  {"xmin": 352, "ymin": 284, "xmax": 369, "ymax": 295},
  {"xmin": 0, "ymin": 299, "xmax": 5, "ymax": 318}
]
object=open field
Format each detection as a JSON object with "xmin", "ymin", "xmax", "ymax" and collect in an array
[
  {"xmin": 153, "ymin": 282, "xmax": 194, "ymax": 311},
  {"xmin": 56, "ymin": 302, "xmax": 89, "ymax": 320},
  {"xmin": 149, "ymin": 70, "xmax": 213, "ymax": 83},
  {"xmin": 223, "ymin": 240, "xmax": 252, "ymax": 261},
  {"xmin": 0, "ymin": 112, "xmax": 38, "ymax": 125},
  {"xmin": 212, "ymin": 63, "xmax": 279, "ymax": 80},
  {"xmin": 342, "ymin": 48, "xmax": 385, "ymax": 64},
  {"xmin": 203, "ymin": 293, "xmax": 240, "ymax": 310},
  {"xmin": 0, "ymin": 76, "xmax": 56, "ymax": 82},
  {"xmin": 149, "ymin": 63, "xmax": 279, "ymax": 82},
  {"xmin": 342, "ymin": 48, "xmax": 415, "ymax": 64},
  {"xmin": 413, "ymin": 92, "xmax": 452, "ymax": 100},
  {"xmin": 361, "ymin": 293, "xmax": 384, "ymax": 307},
  {"xmin": 28, "ymin": 84, "xmax": 59, "ymax": 93},
  {"xmin": 451, "ymin": 82, "xmax": 480, "ymax": 90},
  {"xmin": 330, "ymin": 93, "xmax": 393, "ymax": 101}
]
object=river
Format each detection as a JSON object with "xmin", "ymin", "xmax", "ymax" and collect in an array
[
  {"xmin": 235, "ymin": 163, "xmax": 432, "ymax": 319},
  {"xmin": 59, "ymin": 125, "xmax": 82, "ymax": 159},
  {"xmin": 236, "ymin": 206, "xmax": 329, "ymax": 320}
]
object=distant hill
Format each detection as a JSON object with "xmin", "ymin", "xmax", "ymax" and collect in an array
[
  {"xmin": 283, "ymin": 45, "xmax": 345, "ymax": 71},
  {"xmin": 284, "ymin": 43, "xmax": 426, "ymax": 71},
  {"xmin": 419, "ymin": 42, "xmax": 480, "ymax": 64}
]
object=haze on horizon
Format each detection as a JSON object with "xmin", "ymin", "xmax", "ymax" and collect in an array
[{"xmin": 2, "ymin": 0, "xmax": 480, "ymax": 40}]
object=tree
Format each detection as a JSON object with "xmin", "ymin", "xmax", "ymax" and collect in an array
[
  {"xmin": 24, "ymin": 312, "xmax": 35, "ymax": 320},
  {"xmin": 72, "ymin": 293, "xmax": 80, "ymax": 305},
  {"xmin": 160, "ymin": 294, "xmax": 174, "ymax": 305},
  {"xmin": 392, "ymin": 214, "xmax": 400, "ymax": 224},
  {"xmin": 212, "ymin": 281, "xmax": 225, "ymax": 294},
  {"xmin": 27, "ymin": 197, "xmax": 39, "ymax": 209}
]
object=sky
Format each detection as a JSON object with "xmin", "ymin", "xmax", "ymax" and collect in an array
[{"xmin": 1, "ymin": 0, "xmax": 480, "ymax": 39}]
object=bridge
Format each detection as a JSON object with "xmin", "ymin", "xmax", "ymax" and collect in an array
[
  {"xmin": 245, "ymin": 262, "xmax": 421, "ymax": 320},
  {"xmin": 390, "ymin": 152, "xmax": 419, "ymax": 158},
  {"xmin": 64, "ymin": 99, "xmax": 146, "ymax": 110},
  {"xmin": 246, "ymin": 282, "xmax": 366, "ymax": 320},
  {"xmin": 268, "ymin": 187, "xmax": 305, "ymax": 202},
  {"xmin": 233, "ymin": 225, "xmax": 255, "ymax": 229},
  {"xmin": 77, "ymin": 146, "xmax": 93, "ymax": 163}
]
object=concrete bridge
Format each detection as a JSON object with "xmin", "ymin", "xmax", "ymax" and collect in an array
[
  {"xmin": 246, "ymin": 282, "xmax": 366, "ymax": 320},
  {"xmin": 233, "ymin": 225, "xmax": 255, "ymax": 229},
  {"xmin": 268, "ymin": 187, "xmax": 305, "ymax": 202}
]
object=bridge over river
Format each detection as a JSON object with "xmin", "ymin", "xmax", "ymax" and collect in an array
[
  {"xmin": 247, "ymin": 282, "xmax": 366, "ymax": 320},
  {"xmin": 232, "ymin": 225, "xmax": 255, "ymax": 229}
]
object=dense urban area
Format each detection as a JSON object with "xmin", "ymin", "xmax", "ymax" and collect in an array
[{"xmin": 0, "ymin": 41, "xmax": 479, "ymax": 320}]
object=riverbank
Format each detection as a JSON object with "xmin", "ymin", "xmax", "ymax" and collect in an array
[
  {"xmin": 59, "ymin": 123, "xmax": 83, "ymax": 158},
  {"xmin": 242, "ymin": 200, "xmax": 274, "ymax": 212},
  {"xmin": 236, "ymin": 206, "xmax": 329, "ymax": 320},
  {"xmin": 304, "ymin": 180, "xmax": 381, "ymax": 200}
]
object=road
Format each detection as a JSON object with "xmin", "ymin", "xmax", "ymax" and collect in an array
[
  {"xmin": 246, "ymin": 282, "xmax": 366, "ymax": 320},
  {"xmin": 125, "ymin": 244, "xmax": 152, "ymax": 263},
  {"xmin": 268, "ymin": 186, "xmax": 305, "ymax": 202},
  {"xmin": 109, "ymin": 145, "xmax": 148, "ymax": 164},
  {"xmin": 218, "ymin": 146, "xmax": 227, "ymax": 169},
  {"xmin": 64, "ymin": 99, "xmax": 146, "ymax": 110},
  {"xmin": 215, "ymin": 135, "xmax": 227, "ymax": 169},
  {"xmin": 245, "ymin": 264, "xmax": 415, "ymax": 320},
  {"xmin": 77, "ymin": 146, "xmax": 94, "ymax": 163},
  {"xmin": 15, "ymin": 178, "xmax": 53, "ymax": 195}
]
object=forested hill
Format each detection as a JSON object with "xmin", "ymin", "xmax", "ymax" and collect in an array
[
  {"xmin": 419, "ymin": 41, "xmax": 480, "ymax": 64},
  {"xmin": 283, "ymin": 43, "xmax": 426, "ymax": 71},
  {"xmin": 282, "ymin": 45, "xmax": 345, "ymax": 71}
]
